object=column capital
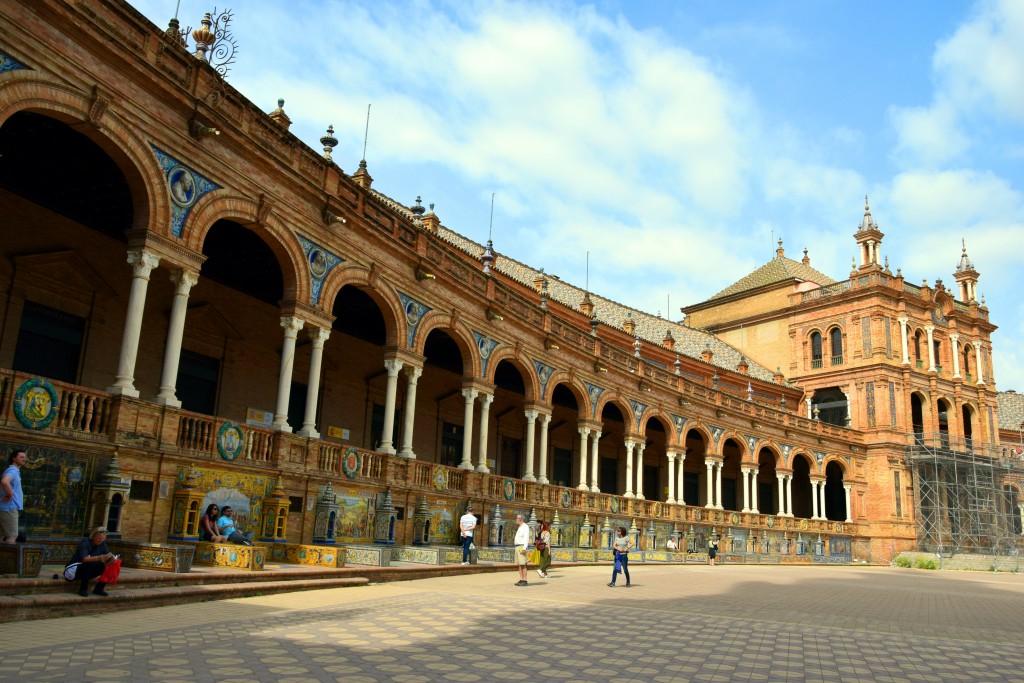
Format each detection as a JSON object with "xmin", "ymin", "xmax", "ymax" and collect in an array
[
  {"xmin": 666, "ymin": 452, "xmax": 677, "ymax": 463},
  {"xmin": 949, "ymin": 332, "xmax": 960, "ymax": 342},
  {"xmin": 972, "ymin": 339, "xmax": 983, "ymax": 349},
  {"xmin": 524, "ymin": 409, "xmax": 539, "ymax": 422},
  {"xmin": 404, "ymin": 365, "xmax": 423, "ymax": 381},
  {"xmin": 897, "ymin": 315, "xmax": 909, "ymax": 325},
  {"xmin": 538, "ymin": 412, "xmax": 552, "ymax": 425},
  {"xmin": 577, "ymin": 425, "xmax": 592, "ymax": 437},
  {"xmin": 308, "ymin": 326, "xmax": 331, "ymax": 347},
  {"xmin": 128, "ymin": 249, "xmax": 160, "ymax": 278},
  {"xmin": 478, "ymin": 392, "xmax": 494, "ymax": 407},
  {"xmin": 384, "ymin": 358, "xmax": 404, "ymax": 376},
  {"xmin": 461, "ymin": 387, "xmax": 479, "ymax": 402},
  {"xmin": 924, "ymin": 324, "xmax": 935, "ymax": 334},
  {"xmin": 280, "ymin": 316, "xmax": 304, "ymax": 336},
  {"xmin": 843, "ymin": 483, "xmax": 852, "ymax": 491},
  {"xmin": 171, "ymin": 269, "xmax": 199, "ymax": 293}
]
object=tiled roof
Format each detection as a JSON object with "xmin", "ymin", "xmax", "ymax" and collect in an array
[
  {"xmin": 432, "ymin": 229, "xmax": 781, "ymax": 385},
  {"xmin": 703, "ymin": 254, "xmax": 836, "ymax": 303},
  {"xmin": 997, "ymin": 391, "xmax": 1024, "ymax": 431}
]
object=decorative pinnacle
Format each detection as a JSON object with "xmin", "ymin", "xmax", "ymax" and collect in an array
[{"xmin": 320, "ymin": 125, "xmax": 338, "ymax": 161}]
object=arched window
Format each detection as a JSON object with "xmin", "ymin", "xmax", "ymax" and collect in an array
[
  {"xmin": 933, "ymin": 339, "xmax": 942, "ymax": 371},
  {"xmin": 810, "ymin": 331, "xmax": 823, "ymax": 368},
  {"xmin": 963, "ymin": 346, "xmax": 972, "ymax": 377},
  {"xmin": 913, "ymin": 331, "xmax": 923, "ymax": 367},
  {"xmin": 830, "ymin": 327, "xmax": 843, "ymax": 365}
]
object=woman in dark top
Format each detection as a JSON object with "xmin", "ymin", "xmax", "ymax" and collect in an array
[
  {"xmin": 200, "ymin": 503, "xmax": 227, "ymax": 542},
  {"xmin": 66, "ymin": 526, "xmax": 119, "ymax": 597}
]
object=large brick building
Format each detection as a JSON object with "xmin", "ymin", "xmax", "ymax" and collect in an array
[{"xmin": 0, "ymin": 0, "xmax": 1017, "ymax": 563}]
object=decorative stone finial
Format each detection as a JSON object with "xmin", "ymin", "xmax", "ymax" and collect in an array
[
  {"xmin": 802, "ymin": 247, "xmax": 810, "ymax": 266},
  {"xmin": 268, "ymin": 98, "xmax": 292, "ymax": 130},
  {"xmin": 776, "ymin": 238, "xmax": 784, "ymax": 258},
  {"xmin": 192, "ymin": 13, "xmax": 214, "ymax": 61},
  {"xmin": 320, "ymin": 125, "xmax": 338, "ymax": 161}
]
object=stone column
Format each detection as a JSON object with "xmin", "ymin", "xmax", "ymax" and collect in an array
[
  {"xmin": 819, "ymin": 480, "xmax": 828, "ymax": 521},
  {"xmin": 843, "ymin": 484, "xmax": 853, "ymax": 523},
  {"xmin": 806, "ymin": 397, "xmax": 813, "ymax": 419},
  {"xmin": 297, "ymin": 326, "xmax": 331, "ymax": 438},
  {"xmin": 666, "ymin": 452, "xmax": 677, "ymax": 504},
  {"xmin": 950, "ymin": 333, "xmax": 961, "ymax": 378},
  {"xmin": 973, "ymin": 341, "xmax": 985, "ymax": 384},
  {"xmin": 810, "ymin": 480, "xmax": 820, "ymax": 519},
  {"xmin": 271, "ymin": 316, "xmax": 304, "ymax": 432},
  {"xmin": 925, "ymin": 324, "xmax": 936, "ymax": 371},
  {"xmin": 154, "ymin": 269, "xmax": 199, "ymax": 406},
  {"xmin": 636, "ymin": 443, "xmax": 647, "ymax": 500},
  {"xmin": 537, "ymin": 414, "xmax": 551, "ymax": 484},
  {"xmin": 459, "ymin": 388, "xmax": 478, "ymax": 470},
  {"xmin": 740, "ymin": 468, "xmax": 750, "ymax": 512},
  {"xmin": 398, "ymin": 366, "xmax": 422, "ymax": 458},
  {"xmin": 476, "ymin": 393, "xmax": 493, "ymax": 473},
  {"xmin": 705, "ymin": 461, "xmax": 715, "ymax": 509},
  {"xmin": 714, "ymin": 461, "xmax": 723, "ymax": 510},
  {"xmin": 624, "ymin": 440, "xmax": 636, "ymax": 498},
  {"xmin": 108, "ymin": 250, "xmax": 161, "ymax": 397},
  {"xmin": 676, "ymin": 450, "xmax": 687, "ymax": 506},
  {"xmin": 377, "ymin": 359, "xmax": 403, "ymax": 454},
  {"xmin": 898, "ymin": 315, "xmax": 910, "ymax": 365},
  {"xmin": 523, "ymin": 409, "xmax": 538, "ymax": 481},
  {"xmin": 776, "ymin": 474, "xmax": 786, "ymax": 516},
  {"xmin": 785, "ymin": 475, "xmax": 794, "ymax": 517},
  {"xmin": 577, "ymin": 426, "xmax": 591, "ymax": 490},
  {"xmin": 750, "ymin": 468, "xmax": 759, "ymax": 514},
  {"xmin": 1018, "ymin": 505, "xmax": 1024, "ymax": 535},
  {"xmin": 589, "ymin": 430, "xmax": 601, "ymax": 493}
]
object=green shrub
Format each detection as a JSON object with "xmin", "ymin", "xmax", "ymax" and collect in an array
[
  {"xmin": 915, "ymin": 557, "xmax": 938, "ymax": 570},
  {"xmin": 894, "ymin": 556, "xmax": 912, "ymax": 568}
]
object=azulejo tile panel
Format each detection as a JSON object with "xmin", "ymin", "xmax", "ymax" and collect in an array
[{"xmin": 267, "ymin": 543, "xmax": 345, "ymax": 567}]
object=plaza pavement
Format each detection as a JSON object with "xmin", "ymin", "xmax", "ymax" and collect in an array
[{"xmin": 1, "ymin": 563, "xmax": 1024, "ymax": 682}]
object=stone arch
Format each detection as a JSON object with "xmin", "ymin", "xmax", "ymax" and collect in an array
[
  {"xmin": 790, "ymin": 452, "xmax": 815, "ymax": 518},
  {"xmin": 182, "ymin": 194, "xmax": 307, "ymax": 302},
  {"xmin": 414, "ymin": 313, "xmax": 481, "ymax": 378},
  {"xmin": 484, "ymin": 349, "xmax": 539, "ymax": 402},
  {"xmin": 595, "ymin": 392, "xmax": 635, "ymax": 430},
  {"xmin": 318, "ymin": 263, "xmax": 402, "ymax": 347},
  {"xmin": 909, "ymin": 389, "xmax": 930, "ymax": 436},
  {"xmin": 0, "ymin": 75, "xmax": 164, "ymax": 236},
  {"xmin": 719, "ymin": 430, "xmax": 748, "ymax": 460},
  {"xmin": 820, "ymin": 455, "xmax": 848, "ymax": 476},
  {"xmin": 685, "ymin": 423, "xmax": 714, "ymax": 451},
  {"xmin": 639, "ymin": 408, "xmax": 678, "ymax": 444},
  {"xmin": 543, "ymin": 371, "xmax": 592, "ymax": 417}
]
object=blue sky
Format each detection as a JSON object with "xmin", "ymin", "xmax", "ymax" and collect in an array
[{"xmin": 131, "ymin": 0, "xmax": 1024, "ymax": 389}]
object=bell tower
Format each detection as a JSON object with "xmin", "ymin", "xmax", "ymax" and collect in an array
[
  {"xmin": 953, "ymin": 239, "xmax": 980, "ymax": 303},
  {"xmin": 854, "ymin": 195, "xmax": 884, "ymax": 270}
]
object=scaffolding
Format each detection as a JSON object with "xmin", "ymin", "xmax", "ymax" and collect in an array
[{"xmin": 906, "ymin": 433, "xmax": 1024, "ymax": 564}]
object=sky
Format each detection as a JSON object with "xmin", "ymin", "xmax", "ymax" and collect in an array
[{"xmin": 131, "ymin": 0, "xmax": 1024, "ymax": 390}]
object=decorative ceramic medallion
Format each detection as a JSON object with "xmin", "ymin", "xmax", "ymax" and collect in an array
[
  {"xmin": 671, "ymin": 414, "xmax": 687, "ymax": 439},
  {"xmin": 13, "ymin": 378, "xmax": 59, "ymax": 430},
  {"xmin": 534, "ymin": 361, "xmax": 554, "ymax": 399},
  {"xmin": 730, "ymin": 512, "xmax": 740, "ymax": 525},
  {"xmin": 800, "ymin": 518, "xmax": 809, "ymax": 530},
  {"xmin": 341, "ymin": 447, "xmax": 361, "ymax": 479},
  {"xmin": 431, "ymin": 465, "xmax": 447, "ymax": 491},
  {"xmin": 584, "ymin": 382, "xmax": 605, "ymax": 418},
  {"xmin": 0, "ymin": 49, "xmax": 30, "ymax": 73},
  {"xmin": 693, "ymin": 508, "xmax": 703, "ymax": 522},
  {"xmin": 472, "ymin": 331, "xmax": 499, "ymax": 377},
  {"xmin": 502, "ymin": 478, "xmax": 515, "ymax": 501},
  {"xmin": 834, "ymin": 522, "xmax": 844, "ymax": 533},
  {"xmin": 398, "ymin": 291, "xmax": 432, "ymax": 347},
  {"xmin": 561, "ymin": 488, "xmax": 572, "ymax": 508},
  {"xmin": 609, "ymin": 496, "xmax": 620, "ymax": 514},
  {"xmin": 651, "ymin": 502, "xmax": 663, "ymax": 518},
  {"xmin": 151, "ymin": 146, "xmax": 221, "ymax": 238},
  {"xmin": 216, "ymin": 422, "xmax": 244, "ymax": 460},
  {"xmin": 814, "ymin": 451, "xmax": 826, "ymax": 467},
  {"xmin": 766, "ymin": 516, "xmax": 775, "ymax": 528},
  {"xmin": 68, "ymin": 466, "xmax": 83, "ymax": 484},
  {"xmin": 629, "ymin": 400, "xmax": 648, "ymax": 428},
  {"xmin": 298, "ymin": 235, "xmax": 344, "ymax": 305}
]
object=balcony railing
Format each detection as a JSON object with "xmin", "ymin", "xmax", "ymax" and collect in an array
[
  {"xmin": 831, "ymin": 355, "xmax": 843, "ymax": 366},
  {"xmin": 811, "ymin": 358, "xmax": 823, "ymax": 369}
]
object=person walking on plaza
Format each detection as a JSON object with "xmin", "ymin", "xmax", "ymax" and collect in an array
[
  {"xmin": 608, "ymin": 526, "xmax": 632, "ymax": 587},
  {"xmin": 1, "ymin": 449, "xmax": 26, "ymax": 544},
  {"xmin": 708, "ymin": 535, "xmax": 719, "ymax": 566},
  {"xmin": 459, "ymin": 505, "xmax": 477, "ymax": 565},
  {"xmin": 536, "ymin": 521, "xmax": 552, "ymax": 578},
  {"xmin": 514, "ymin": 514, "xmax": 530, "ymax": 586}
]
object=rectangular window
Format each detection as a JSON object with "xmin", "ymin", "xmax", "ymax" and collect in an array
[
  {"xmin": 884, "ymin": 316, "xmax": 893, "ymax": 357},
  {"xmin": 176, "ymin": 349, "xmax": 220, "ymax": 415},
  {"xmin": 440, "ymin": 421, "xmax": 463, "ymax": 468},
  {"xmin": 893, "ymin": 471, "xmax": 902, "ymax": 518},
  {"xmin": 499, "ymin": 436, "xmax": 522, "ymax": 478},
  {"xmin": 552, "ymin": 447, "xmax": 573, "ymax": 487},
  {"xmin": 289, "ymin": 496, "xmax": 304, "ymax": 513},
  {"xmin": 13, "ymin": 300, "xmax": 86, "ymax": 384},
  {"xmin": 370, "ymin": 403, "xmax": 402, "ymax": 451},
  {"xmin": 128, "ymin": 480, "xmax": 154, "ymax": 502}
]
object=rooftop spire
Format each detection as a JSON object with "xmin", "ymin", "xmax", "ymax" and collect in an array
[{"xmin": 775, "ymin": 238, "xmax": 784, "ymax": 258}]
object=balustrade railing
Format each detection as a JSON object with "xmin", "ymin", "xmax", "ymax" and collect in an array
[{"xmin": 55, "ymin": 387, "xmax": 112, "ymax": 436}]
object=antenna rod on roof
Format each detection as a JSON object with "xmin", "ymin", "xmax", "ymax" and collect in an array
[
  {"xmin": 361, "ymin": 104, "xmax": 371, "ymax": 162},
  {"xmin": 488, "ymin": 192, "xmax": 495, "ymax": 241},
  {"xmin": 173, "ymin": 0, "xmax": 181, "ymax": 20},
  {"xmin": 586, "ymin": 251, "xmax": 590, "ymax": 291},
  {"xmin": 770, "ymin": 226, "xmax": 774, "ymax": 257}
]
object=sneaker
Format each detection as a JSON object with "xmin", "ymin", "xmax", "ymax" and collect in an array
[
  {"xmin": 536, "ymin": 569, "xmax": 544, "ymax": 578},
  {"xmin": 93, "ymin": 588, "xmax": 109, "ymax": 597},
  {"xmin": 461, "ymin": 562, "xmax": 470, "ymax": 566},
  {"xmin": 515, "ymin": 580, "xmax": 528, "ymax": 586},
  {"xmin": 625, "ymin": 584, "xmax": 631, "ymax": 588},
  {"xmin": 607, "ymin": 582, "xmax": 616, "ymax": 587}
]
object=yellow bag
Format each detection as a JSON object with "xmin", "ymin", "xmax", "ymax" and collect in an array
[{"xmin": 529, "ymin": 549, "xmax": 541, "ymax": 565}]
